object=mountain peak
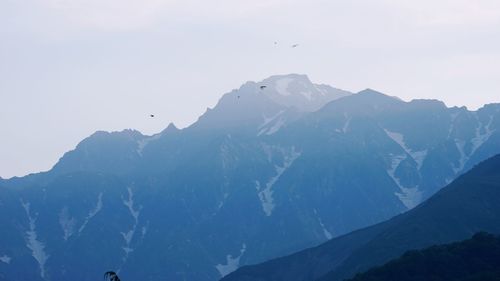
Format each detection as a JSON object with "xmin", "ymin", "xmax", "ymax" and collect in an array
[
  {"xmin": 191, "ymin": 74, "xmax": 352, "ymax": 131},
  {"xmin": 357, "ymin": 88, "xmax": 395, "ymax": 98},
  {"xmin": 161, "ymin": 122, "xmax": 179, "ymax": 134},
  {"xmin": 317, "ymin": 88, "xmax": 404, "ymax": 117},
  {"xmin": 258, "ymin": 74, "xmax": 352, "ymax": 112},
  {"xmin": 408, "ymin": 99, "xmax": 447, "ymax": 110}
]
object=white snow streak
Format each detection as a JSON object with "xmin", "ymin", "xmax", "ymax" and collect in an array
[
  {"xmin": 264, "ymin": 117, "xmax": 286, "ymax": 135},
  {"xmin": 275, "ymin": 78, "xmax": 293, "ymax": 96},
  {"xmin": 452, "ymin": 116, "xmax": 495, "ymax": 175},
  {"xmin": 59, "ymin": 207, "xmax": 76, "ymax": 241},
  {"xmin": 387, "ymin": 154, "xmax": 422, "ymax": 209},
  {"xmin": 121, "ymin": 187, "xmax": 142, "ymax": 260},
  {"xmin": 78, "ymin": 193, "xmax": 103, "ymax": 234},
  {"xmin": 315, "ymin": 85, "xmax": 328, "ymax": 96},
  {"xmin": 137, "ymin": 134, "xmax": 162, "ymax": 156},
  {"xmin": 259, "ymin": 110, "xmax": 284, "ymax": 129},
  {"xmin": 21, "ymin": 200, "xmax": 49, "ymax": 279},
  {"xmin": 384, "ymin": 129, "xmax": 428, "ymax": 170},
  {"xmin": 258, "ymin": 111, "xmax": 285, "ymax": 136},
  {"xmin": 471, "ymin": 117, "xmax": 494, "ymax": 154},
  {"xmin": 453, "ymin": 139, "xmax": 468, "ymax": 174},
  {"xmin": 256, "ymin": 147, "xmax": 301, "ymax": 216},
  {"xmin": 0, "ymin": 255, "xmax": 11, "ymax": 264},
  {"xmin": 300, "ymin": 91, "xmax": 313, "ymax": 101},
  {"xmin": 314, "ymin": 209, "xmax": 333, "ymax": 239},
  {"xmin": 215, "ymin": 244, "xmax": 246, "ymax": 277}
]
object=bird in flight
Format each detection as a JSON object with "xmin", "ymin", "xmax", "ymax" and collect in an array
[
  {"xmin": 291, "ymin": 44, "xmax": 299, "ymax": 48},
  {"xmin": 260, "ymin": 85, "xmax": 267, "ymax": 90},
  {"xmin": 150, "ymin": 114, "xmax": 155, "ymax": 118}
]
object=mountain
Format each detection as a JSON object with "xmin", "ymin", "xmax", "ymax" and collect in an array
[
  {"xmin": 222, "ymin": 154, "xmax": 500, "ymax": 281},
  {"xmin": 1, "ymin": 74, "xmax": 500, "ymax": 281},
  {"xmin": 347, "ymin": 232, "xmax": 500, "ymax": 281}
]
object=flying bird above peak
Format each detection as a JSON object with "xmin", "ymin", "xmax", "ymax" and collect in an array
[{"xmin": 291, "ymin": 44, "xmax": 299, "ymax": 48}]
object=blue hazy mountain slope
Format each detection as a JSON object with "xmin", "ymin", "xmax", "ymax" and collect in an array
[
  {"xmin": 222, "ymin": 154, "xmax": 500, "ymax": 281},
  {"xmin": 1, "ymin": 74, "xmax": 499, "ymax": 281}
]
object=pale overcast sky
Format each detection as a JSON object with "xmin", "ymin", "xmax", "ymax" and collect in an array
[{"xmin": 1, "ymin": 0, "xmax": 500, "ymax": 178}]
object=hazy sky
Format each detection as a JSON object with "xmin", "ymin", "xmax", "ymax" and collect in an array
[{"xmin": 1, "ymin": 0, "xmax": 500, "ymax": 178}]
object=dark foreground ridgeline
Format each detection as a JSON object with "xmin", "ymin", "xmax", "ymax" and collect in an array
[{"xmin": 347, "ymin": 232, "xmax": 500, "ymax": 281}]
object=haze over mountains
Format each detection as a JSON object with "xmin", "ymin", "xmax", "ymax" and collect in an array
[{"xmin": 0, "ymin": 74, "xmax": 499, "ymax": 281}]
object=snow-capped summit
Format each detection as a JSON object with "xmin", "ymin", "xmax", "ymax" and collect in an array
[
  {"xmin": 259, "ymin": 74, "xmax": 352, "ymax": 112},
  {"xmin": 192, "ymin": 74, "xmax": 352, "ymax": 132},
  {"xmin": 193, "ymin": 74, "xmax": 352, "ymax": 132}
]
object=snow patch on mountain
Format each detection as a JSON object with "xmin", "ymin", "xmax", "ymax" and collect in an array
[
  {"xmin": 300, "ymin": 90, "xmax": 313, "ymax": 101},
  {"xmin": 260, "ymin": 111, "xmax": 284, "ymax": 128},
  {"xmin": 314, "ymin": 209, "xmax": 333, "ymax": 239},
  {"xmin": 275, "ymin": 77, "xmax": 293, "ymax": 97},
  {"xmin": 21, "ymin": 200, "xmax": 49, "ymax": 279},
  {"xmin": 471, "ymin": 117, "xmax": 495, "ymax": 154},
  {"xmin": 320, "ymin": 220, "xmax": 333, "ymax": 240},
  {"xmin": 137, "ymin": 134, "xmax": 162, "ymax": 156},
  {"xmin": 384, "ymin": 129, "xmax": 428, "ymax": 170},
  {"xmin": 59, "ymin": 207, "xmax": 76, "ymax": 241},
  {"xmin": 387, "ymin": 154, "xmax": 422, "ymax": 209},
  {"xmin": 78, "ymin": 193, "xmax": 103, "ymax": 234},
  {"xmin": 454, "ymin": 140, "xmax": 468, "ymax": 174},
  {"xmin": 395, "ymin": 187, "xmax": 422, "ymax": 210},
  {"xmin": 123, "ymin": 187, "xmax": 141, "ymax": 221},
  {"xmin": 220, "ymin": 136, "xmax": 239, "ymax": 172},
  {"xmin": 216, "ymin": 243, "xmax": 246, "ymax": 277},
  {"xmin": 451, "ymin": 116, "xmax": 495, "ymax": 175},
  {"xmin": 258, "ymin": 111, "xmax": 286, "ymax": 136},
  {"xmin": 274, "ymin": 77, "xmax": 314, "ymax": 101},
  {"xmin": 141, "ymin": 225, "xmax": 148, "ymax": 239},
  {"xmin": 121, "ymin": 187, "xmax": 142, "ymax": 261},
  {"xmin": 0, "ymin": 255, "xmax": 11, "ymax": 264},
  {"xmin": 264, "ymin": 118, "xmax": 286, "ymax": 135},
  {"xmin": 256, "ymin": 147, "xmax": 301, "ymax": 216}
]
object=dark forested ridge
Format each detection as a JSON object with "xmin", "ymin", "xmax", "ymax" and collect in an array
[{"xmin": 347, "ymin": 232, "xmax": 500, "ymax": 281}]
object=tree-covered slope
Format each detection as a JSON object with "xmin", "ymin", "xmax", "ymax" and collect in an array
[{"xmin": 347, "ymin": 232, "xmax": 500, "ymax": 281}]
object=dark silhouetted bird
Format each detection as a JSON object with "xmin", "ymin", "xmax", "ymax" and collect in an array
[
  {"xmin": 291, "ymin": 44, "xmax": 299, "ymax": 48},
  {"xmin": 260, "ymin": 85, "xmax": 267, "ymax": 90},
  {"xmin": 150, "ymin": 114, "xmax": 155, "ymax": 117},
  {"xmin": 104, "ymin": 271, "xmax": 121, "ymax": 281}
]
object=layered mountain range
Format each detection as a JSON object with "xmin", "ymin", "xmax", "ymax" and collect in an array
[
  {"xmin": 223, "ymin": 154, "xmax": 500, "ymax": 281},
  {"xmin": 0, "ymin": 74, "xmax": 499, "ymax": 281}
]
